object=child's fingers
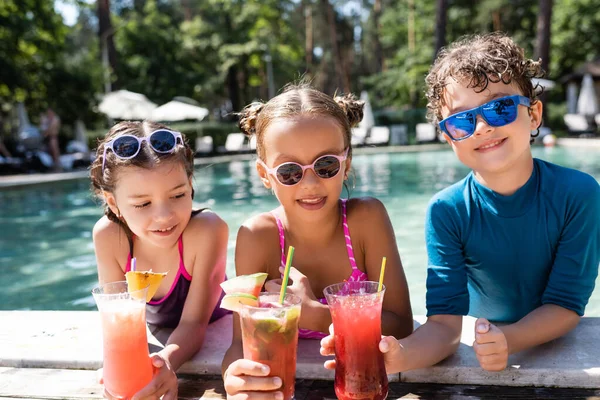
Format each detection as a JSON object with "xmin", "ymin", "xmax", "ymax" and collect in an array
[
  {"xmin": 225, "ymin": 375, "xmax": 283, "ymax": 395},
  {"xmin": 264, "ymin": 279, "xmax": 282, "ymax": 292},
  {"xmin": 160, "ymin": 387, "xmax": 178, "ymax": 400},
  {"xmin": 149, "ymin": 354, "xmax": 165, "ymax": 368},
  {"xmin": 475, "ymin": 317, "xmax": 491, "ymax": 334},
  {"xmin": 319, "ymin": 336, "xmax": 335, "ymax": 356},
  {"xmin": 475, "ymin": 323, "xmax": 504, "ymax": 345},
  {"xmin": 131, "ymin": 379, "xmax": 166, "ymax": 400},
  {"xmin": 476, "ymin": 353, "xmax": 508, "ymax": 371},
  {"xmin": 379, "ymin": 336, "xmax": 397, "ymax": 353},
  {"xmin": 227, "ymin": 359, "xmax": 271, "ymax": 378},
  {"xmin": 96, "ymin": 368, "xmax": 104, "ymax": 384},
  {"xmin": 473, "ymin": 341, "xmax": 501, "ymax": 357},
  {"xmin": 229, "ymin": 391, "xmax": 284, "ymax": 400},
  {"xmin": 324, "ymin": 359, "xmax": 337, "ymax": 370}
]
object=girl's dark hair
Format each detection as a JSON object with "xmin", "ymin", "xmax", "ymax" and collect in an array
[
  {"xmin": 425, "ymin": 32, "xmax": 545, "ymax": 142},
  {"xmin": 89, "ymin": 120, "xmax": 196, "ymax": 250},
  {"xmin": 237, "ymin": 83, "xmax": 365, "ymax": 161}
]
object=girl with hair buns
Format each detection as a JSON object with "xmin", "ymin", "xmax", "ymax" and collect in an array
[
  {"xmin": 90, "ymin": 120, "xmax": 229, "ymax": 399},
  {"xmin": 222, "ymin": 84, "xmax": 413, "ymax": 399}
]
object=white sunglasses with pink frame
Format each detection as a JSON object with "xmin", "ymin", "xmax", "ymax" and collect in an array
[{"xmin": 257, "ymin": 148, "xmax": 349, "ymax": 186}]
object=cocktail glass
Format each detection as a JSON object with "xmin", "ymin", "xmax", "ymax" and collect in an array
[
  {"xmin": 239, "ymin": 292, "xmax": 302, "ymax": 400},
  {"xmin": 92, "ymin": 281, "xmax": 153, "ymax": 399},
  {"xmin": 324, "ymin": 281, "xmax": 388, "ymax": 400}
]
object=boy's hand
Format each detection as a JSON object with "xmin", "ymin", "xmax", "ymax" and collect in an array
[
  {"xmin": 320, "ymin": 324, "xmax": 404, "ymax": 373},
  {"xmin": 473, "ymin": 318, "xmax": 508, "ymax": 372},
  {"xmin": 131, "ymin": 353, "xmax": 178, "ymax": 400},
  {"xmin": 224, "ymin": 359, "xmax": 283, "ymax": 400}
]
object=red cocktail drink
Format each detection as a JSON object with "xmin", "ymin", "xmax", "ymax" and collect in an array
[
  {"xmin": 324, "ymin": 281, "xmax": 388, "ymax": 400},
  {"xmin": 239, "ymin": 293, "xmax": 301, "ymax": 400}
]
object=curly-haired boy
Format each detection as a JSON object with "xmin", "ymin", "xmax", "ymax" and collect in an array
[{"xmin": 322, "ymin": 32, "xmax": 599, "ymax": 373}]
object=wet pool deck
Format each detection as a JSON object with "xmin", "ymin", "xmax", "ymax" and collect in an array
[{"xmin": 0, "ymin": 312, "xmax": 598, "ymax": 399}]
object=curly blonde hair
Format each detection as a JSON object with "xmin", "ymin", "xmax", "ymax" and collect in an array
[
  {"xmin": 425, "ymin": 32, "xmax": 545, "ymax": 139},
  {"xmin": 237, "ymin": 83, "xmax": 364, "ymax": 161}
]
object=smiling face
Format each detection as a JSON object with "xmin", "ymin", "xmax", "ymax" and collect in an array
[
  {"xmin": 440, "ymin": 79, "xmax": 542, "ymax": 177},
  {"xmin": 104, "ymin": 161, "xmax": 193, "ymax": 248},
  {"xmin": 257, "ymin": 116, "xmax": 350, "ymax": 220}
]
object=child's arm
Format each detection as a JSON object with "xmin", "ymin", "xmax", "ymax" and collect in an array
[
  {"xmin": 473, "ymin": 181, "xmax": 600, "ymax": 370},
  {"xmin": 321, "ymin": 314, "xmax": 462, "ymax": 374},
  {"xmin": 473, "ymin": 305, "xmax": 579, "ymax": 371},
  {"xmin": 92, "ymin": 216, "xmax": 128, "ymax": 283},
  {"xmin": 136, "ymin": 213, "xmax": 228, "ymax": 398},
  {"xmin": 163, "ymin": 212, "xmax": 228, "ymax": 368},
  {"xmin": 221, "ymin": 218, "xmax": 283, "ymax": 399},
  {"xmin": 353, "ymin": 198, "xmax": 413, "ymax": 339}
]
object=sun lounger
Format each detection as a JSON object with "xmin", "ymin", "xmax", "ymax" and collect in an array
[
  {"xmin": 365, "ymin": 126, "xmax": 390, "ymax": 146},
  {"xmin": 416, "ymin": 123, "xmax": 437, "ymax": 143},
  {"xmin": 563, "ymin": 114, "xmax": 594, "ymax": 135},
  {"xmin": 217, "ymin": 133, "xmax": 247, "ymax": 154},
  {"xmin": 195, "ymin": 136, "xmax": 214, "ymax": 156},
  {"xmin": 351, "ymin": 128, "xmax": 368, "ymax": 146}
]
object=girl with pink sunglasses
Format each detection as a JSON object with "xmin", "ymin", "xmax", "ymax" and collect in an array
[
  {"xmin": 222, "ymin": 83, "xmax": 413, "ymax": 400},
  {"xmin": 90, "ymin": 121, "xmax": 229, "ymax": 399}
]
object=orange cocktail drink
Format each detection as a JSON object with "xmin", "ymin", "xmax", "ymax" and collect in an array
[
  {"xmin": 92, "ymin": 281, "xmax": 153, "ymax": 399},
  {"xmin": 239, "ymin": 293, "xmax": 301, "ymax": 400},
  {"xmin": 324, "ymin": 281, "xmax": 388, "ymax": 400}
]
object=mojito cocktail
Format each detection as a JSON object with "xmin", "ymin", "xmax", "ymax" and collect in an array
[
  {"xmin": 92, "ymin": 281, "xmax": 153, "ymax": 399},
  {"xmin": 324, "ymin": 281, "xmax": 388, "ymax": 400},
  {"xmin": 239, "ymin": 293, "xmax": 301, "ymax": 400}
]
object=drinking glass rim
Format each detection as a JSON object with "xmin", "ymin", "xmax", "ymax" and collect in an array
[
  {"xmin": 323, "ymin": 280, "xmax": 385, "ymax": 298},
  {"xmin": 91, "ymin": 280, "xmax": 149, "ymax": 299},
  {"xmin": 241, "ymin": 292, "xmax": 302, "ymax": 311}
]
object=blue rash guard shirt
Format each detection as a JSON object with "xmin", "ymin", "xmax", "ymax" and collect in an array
[{"xmin": 425, "ymin": 158, "xmax": 600, "ymax": 323}]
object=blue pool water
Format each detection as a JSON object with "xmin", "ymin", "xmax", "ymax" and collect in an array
[{"xmin": 1, "ymin": 146, "xmax": 599, "ymax": 316}]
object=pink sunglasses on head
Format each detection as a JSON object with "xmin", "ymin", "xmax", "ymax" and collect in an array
[{"xmin": 258, "ymin": 149, "xmax": 349, "ymax": 186}]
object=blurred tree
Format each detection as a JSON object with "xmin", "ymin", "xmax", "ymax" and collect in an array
[
  {"xmin": 0, "ymin": 0, "xmax": 67, "ymax": 135},
  {"xmin": 534, "ymin": 0, "xmax": 553, "ymax": 74},
  {"xmin": 433, "ymin": 0, "xmax": 448, "ymax": 59},
  {"xmin": 550, "ymin": 0, "xmax": 600, "ymax": 80},
  {"xmin": 97, "ymin": 0, "xmax": 119, "ymax": 90}
]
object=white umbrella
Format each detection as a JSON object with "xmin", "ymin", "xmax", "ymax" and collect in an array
[
  {"xmin": 358, "ymin": 90, "xmax": 375, "ymax": 130},
  {"xmin": 577, "ymin": 74, "xmax": 599, "ymax": 116},
  {"xmin": 151, "ymin": 100, "xmax": 209, "ymax": 122},
  {"xmin": 98, "ymin": 90, "xmax": 157, "ymax": 120}
]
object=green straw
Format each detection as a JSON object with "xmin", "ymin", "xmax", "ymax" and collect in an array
[{"xmin": 279, "ymin": 246, "xmax": 295, "ymax": 304}]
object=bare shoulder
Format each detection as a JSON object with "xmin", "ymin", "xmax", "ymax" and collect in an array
[
  {"xmin": 188, "ymin": 210, "xmax": 228, "ymax": 232},
  {"xmin": 184, "ymin": 210, "xmax": 229, "ymax": 244},
  {"xmin": 92, "ymin": 216, "xmax": 128, "ymax": 252},
  {"xmin": 235, "ymin": 211, "xmax": 280, "ymax": 275},
  {"xmin": 346, "ymin": 197, "xmax": 390, "ymax": 222},
  {"xmin": 92, "ymin": 216, "xmax": 129, "ymax": 278},
  {"xmin": 237, "ymin": 211, "xmax": 279, "ymax": 243}
]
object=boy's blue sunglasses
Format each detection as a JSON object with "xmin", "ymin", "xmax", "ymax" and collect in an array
[
  {"xmin": 438, "ymin": 95, "xmax": 531, "ymax": 141},
  {"xmin": 102, "ymin": 129, "xmax": 183, "ymax": 172}
]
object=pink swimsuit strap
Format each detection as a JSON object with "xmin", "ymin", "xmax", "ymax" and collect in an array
[
  {"xmin": 272, "ymin": 199, "xmax": 368, "ymax": 339},
  {"xmin": 125, "ymin": 235, "xmax": 191, "ymax": 305},
  {"xmin": 274, "ymin": 199, "xmax": 366, "ymax": 280}
]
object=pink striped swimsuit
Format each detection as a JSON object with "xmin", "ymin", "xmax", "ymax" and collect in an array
[{"xmin": 273, "ymin": 198, "xmax": 368, "ymax": 339}]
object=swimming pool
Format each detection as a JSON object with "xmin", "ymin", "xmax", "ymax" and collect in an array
[{"xmin": 2, "ymin": 146, "xmax": 599, "ymax": 316}]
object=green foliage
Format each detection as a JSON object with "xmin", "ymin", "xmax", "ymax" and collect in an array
[{"xmin": 1, "ymin": 0, "xmax": 599, "ymax": 140}]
